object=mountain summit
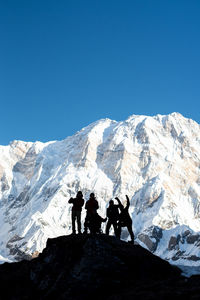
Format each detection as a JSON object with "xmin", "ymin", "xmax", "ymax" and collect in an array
[{"xmin": 0, "ymin": 113, "xmax": 200, "ymax": 273}]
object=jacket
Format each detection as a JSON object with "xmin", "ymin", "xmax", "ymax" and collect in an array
[{"xmin": 68, "ymin": 197, "xmax": 84, "ymax": 211}]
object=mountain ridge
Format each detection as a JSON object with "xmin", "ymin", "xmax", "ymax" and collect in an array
[{"xmin": 0, "ymin": 112, "xmax": 200, "ymax": 276}]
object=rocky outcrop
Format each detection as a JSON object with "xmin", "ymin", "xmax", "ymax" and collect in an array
[
  {"xmin": 186, "ymin": 235, "xmax": 200, "ymax": 244},
  {"xmin": 168, "ymin": 236, "xmax": 179, "ymax": 250},
  {"xmin": 1, "ymin": 234, "xmax": 200, "ymax": 300},
  {"xmin": 138, "ymin": 226, "xmax": 163, "ymax": 252},
  {"xmin": 165, "ymin": 229, "xmax": 200, "ymax": 263},
  {"xmin": 6, "ymin": 235, "xmax": 32, "ymax": 261}
]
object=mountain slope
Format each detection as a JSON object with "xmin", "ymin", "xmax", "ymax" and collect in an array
[{"xmin": 0, "ymin": 113, "xmax": 200, "ymax": 272}]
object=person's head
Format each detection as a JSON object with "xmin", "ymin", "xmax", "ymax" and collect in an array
[
  {"xmin": 109, "ymin": 200, "xmax": 114, "ymax": 206},
  {"xmin": 90, "ymin": 192, "xmax": 95, "ymax": 199},
  {"xmin": 77, "ymin": 191, "xmax": 83, "ymax": 198}
]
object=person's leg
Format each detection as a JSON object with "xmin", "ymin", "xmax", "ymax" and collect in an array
[
  {"xmin": 84, "ymin": 213, "xmax": 90, "ymax": 233},
  {"xmin": 105, "ymin": 220, "xmax": 112, "ymax": 235},
  {"xmin": 77, "ymin": 211, "xmax": 82, "ymax": 234},
  {"xmin": 113, "ymin": 221, "xmax": 118, "ymax": 237},
  {"xmin": 89, "ymin": 214, "xmax": 97, "ymax": 235},
  {"xmin": 72, "ymin": 210, "xmax": 76, "ymax": 234},
  {"xmin": 127, "ymin": 224, "xmax": 134, "ymax": 242},
  {"xmin": 83, "ymin": 215, "xmax": 88, "ymax": 233},
  {"xmin": 116, "ymin": 222, "xmax": 121, "ymax": 239}
]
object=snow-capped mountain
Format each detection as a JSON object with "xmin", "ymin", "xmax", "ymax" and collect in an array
[{"xmin": 0, "ymin": 112, "xmax": 200, "ymax": 274}]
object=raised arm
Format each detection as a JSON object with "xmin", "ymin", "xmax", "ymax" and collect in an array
[
  {"xmin": 68, "ymin": 197, "xmax": 74, "ymax": 204},
  {"xmin": 115, "ymin": 197, "xmax": 123, "ymax": 210}
]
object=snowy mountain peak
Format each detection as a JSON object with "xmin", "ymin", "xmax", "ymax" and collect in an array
[{"xmin": 0, "ymin": 112, "xmax": 200, "ymax": 275}]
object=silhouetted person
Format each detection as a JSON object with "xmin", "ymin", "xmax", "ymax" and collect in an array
[
  {"xmin": 84, "ymin": 193, "xmax": 99, "ymax": 234},
  {"xmin": 89, "ymin": 212, "xmax": 107, "ymax": 235},
  {"xmin": 68, "ymin": 191, "xmax": 84, "ymax": 234},
  {"xmin": 105, "ymin": 199, "xmax": 120, "ymax": 236},
  {"xmin": 115, "ymin": 195, "xmax": 134, "ymax": 242}
]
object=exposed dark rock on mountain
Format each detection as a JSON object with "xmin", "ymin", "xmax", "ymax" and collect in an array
[{"xmin": 0, "ymin": 234, "xmax": 200, "ymax": 299}]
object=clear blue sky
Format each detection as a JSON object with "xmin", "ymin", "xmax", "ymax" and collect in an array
[{"xmin": 1, "ymin": 0, "xmax": 200, "ymax": 145}]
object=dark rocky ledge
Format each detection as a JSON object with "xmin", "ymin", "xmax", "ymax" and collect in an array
[{"xmin": 0, "ymin": 234, "xmax": 200, "ymax": 299}]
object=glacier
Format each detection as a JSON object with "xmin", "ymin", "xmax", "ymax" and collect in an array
[{"xmin": 0, "ymin": 112, "xmax": 200, "ymax": 276}]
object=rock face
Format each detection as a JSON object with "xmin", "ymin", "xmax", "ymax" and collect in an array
[
  {"xmin": 1, "ymin": 234, "xmax": 199, "ymax": 300},
  {"xmin": 0, "ymin": 113, "xmax": 200, "ymax": 272}
]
